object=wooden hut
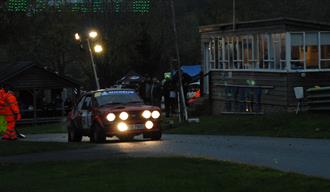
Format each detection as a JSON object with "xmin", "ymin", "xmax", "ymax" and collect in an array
[{"xmin": 0, "ymin": 61, "xmax": 80, "ymax": 123}]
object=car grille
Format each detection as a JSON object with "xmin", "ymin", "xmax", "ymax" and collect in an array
[{"xmin": 128, "ymin": 111, "xmax": 143, "ymax": 121}]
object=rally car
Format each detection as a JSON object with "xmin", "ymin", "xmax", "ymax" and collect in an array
[{"xmin": 67, "ymin": 89, "xmax": 162, "ymax": 143}]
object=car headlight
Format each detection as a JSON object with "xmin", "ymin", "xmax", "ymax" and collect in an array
[
  {"xmin": 142, "ymin": 110, "xmax": 151, "ymax": 119},
  {"xmin": 151, "ymin": 111, "xmax": 160, "ymax": 119},
  {"xmin": 106, "ymin": 113, "xmax": 116, "ymax": 122},
  {"xmin": 117, "ymin": 122, "xmax": 128, "ymax": 132},
  {"xmin": 145, "ymin": 121, "xmax": 154, "ymax": 129},
  {"xmin": 119, "ymin": 112, "xmax": 129, "ymax": 120}
]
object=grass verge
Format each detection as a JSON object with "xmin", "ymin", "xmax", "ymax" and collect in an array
[
  {"xmin": 0, "ymin": 157, "xmax": 329, "ymax": 192},
  {"xmin": 166, "ymin": 112, "xmax": 330, "ymax": 139},
  {"xmin": 0, "ymin": 141, "xmax": 93, "ymax": 156}
]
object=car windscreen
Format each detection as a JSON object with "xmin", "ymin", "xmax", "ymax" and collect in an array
[{"xmin": 94, "ymin": 90, "xmax": 143, "ymax": 106}]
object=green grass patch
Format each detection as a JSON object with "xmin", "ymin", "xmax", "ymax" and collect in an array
[
  {"xmin": 17, "ymin": 122, "xmax": 67, "ymax": 134},
  {"xmin": 0, "ymin": 157, "xmax": 329, "ymax": 192},
  {"xmin": 166, "ymin": 112, "xmax": 330, "ymax": 139},
  {"xmin": 0, "ymin": 141, "xmax": 93, "ymax": 156}
]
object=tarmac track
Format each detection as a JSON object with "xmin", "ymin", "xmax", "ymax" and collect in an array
[{"xmin": 1, "ymin": 133, "xmax": 330, "ymax": 180}]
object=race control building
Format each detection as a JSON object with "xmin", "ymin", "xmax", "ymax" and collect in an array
[{"xmin": 200, "ymin": 18, "xmax": 330, "ymax": 114}]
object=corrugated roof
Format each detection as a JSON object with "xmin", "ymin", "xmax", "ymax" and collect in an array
[{"xmin": 199, "ymin": 17, "xmax": 330, "ymax": 33}]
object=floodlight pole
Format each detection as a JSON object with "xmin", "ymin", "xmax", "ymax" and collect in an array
[
  {"xmin": 170, "ymin": 0, "xmax": 188, "ymax": 122},
  {"xmin": 87, "ymin": 38, "xmax": 101, "ymax": 90}
]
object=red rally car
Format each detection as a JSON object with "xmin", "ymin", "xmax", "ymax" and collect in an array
[{"xmin": 67, "ymin": 89, "xmax": 162, "ymax": 143}]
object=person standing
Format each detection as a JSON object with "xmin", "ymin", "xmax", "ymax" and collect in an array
[
  {"xmin": 1, "ymin": 86, "xmax": 21, "ymax": 141},
  {"xmin": 151, "ymin": 77, "xmax": 162, "ymax": 107},
  {"xmin": 162, "ymin": 78, "xmax": 171, "ymax": 117},
  {"xmin": 163, "ymin": 78, "xmax": 177, "ymax": 117},
  {"xmin": 144, "ymin": 76, "xmax": 152, "ymax": 105}
]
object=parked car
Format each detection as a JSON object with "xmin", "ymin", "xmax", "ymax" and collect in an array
[
  {"xmin": 186, "ymin": 81, "xmax": 200, "ymax": 100},
  {"xmin": 67, "ymin": 89, "xmax": 162, "ymax": 143},
  {"xmin": 186, "ymin": 81, "xmax": 201, "ymax": 105}
]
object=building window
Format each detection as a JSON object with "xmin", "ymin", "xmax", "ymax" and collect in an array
[
  {"xmin": 280, "ymin": 33, "xmax": 286, "ymax": 69},
  {"xmin": 259, "ymin": 34, "xmax": 268, "ymax": 69},
  {"xmin": 224, "ymin": 37, "xmax": 231, "ymax": 69},
  {"xmin": 258, "ymin": 33, "xmax": 277, "ymax": 70},
  {"xmin": 234, "ymin": 36, "xmax": 243, "ymax": 69},
  {"xmin": 209, "ymin": 39, "xmax": 216, "ymax": 70},
  {"xmin": 208, "ymin": 32, "xmax": 330, "ymax": 72},
  {"xmin": 290, "ymin": 33, "xmax": 305, "ymax": 70},
  {"xmin": 218, "ymin": 37, "xmax": 224, "ymax": 69},
  {"xmin": 320, "ymin": 32, "xmax": 330, "ymax": 69},
  {"xmin": 243, "ymin": 35, "xmax": 255, "ymax": 69},
  {"xmin": 273, "ymin": 34, "xmax": 282, "ymax": 70},
  {"xmin": 305, "ymin": 32, "xmax": 319, "ymax": 69}
]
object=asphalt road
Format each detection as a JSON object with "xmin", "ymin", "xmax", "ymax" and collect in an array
[{"xmin": 2, "ymin": 133, "xmax": 330, "ymax": 179}]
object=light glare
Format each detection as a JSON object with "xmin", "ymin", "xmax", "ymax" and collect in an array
[
  {"xmin": 117, "ymin": 122, "xmax": 128, "ymax": 132},
  {"xmin": 106, "ymin": 113, "xmax": 116, "ymax": 122},
  {"xmin": 119, "ymin": 112, "xmax": 129, "ymax": 120},
  {"xmin": 142, "ymin": 110, "xmax": 151, "ymax": 119},
  {"xmin": 94, "ymin": 44, "xmax": 103, "ymax": 53},
  {"xmin": 75, "ymin": 33, "xmax": 80, "ymax": 40},
  {"xmin": 151, "ymin": 111, "xmax": 160, "ymax": 119},
  {"xmin": 145, "ymin": 121, "xmax": 154, "ymax": 129},
  {"xmin": 89, "ymin": 31, "xmax": 98, "ymax": 39}
]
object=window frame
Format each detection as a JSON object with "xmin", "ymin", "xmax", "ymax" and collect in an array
[
  {"xmin": 208, "ymin": 32, "xmax": 330, "ymax": 73},
  {"xmin": 209, "ymin": 38, "xmax": 216, "ymax": 70},
  {"xmin": 320, "ymin": 32, "xmax": 330, "ymax": 69}
]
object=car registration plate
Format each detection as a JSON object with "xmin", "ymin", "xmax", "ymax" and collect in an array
[{"xmin": 129, "ymin": 124, "xmax": 145, "ymax": 130}]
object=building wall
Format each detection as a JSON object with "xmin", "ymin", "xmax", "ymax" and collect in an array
[{"xmin": 209, "ymin": 71, "xmax": 330, "ymax": 114}]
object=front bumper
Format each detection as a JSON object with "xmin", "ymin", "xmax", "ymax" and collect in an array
[{"xmin": 104, "ymin": 120, "xmax": 161, "ymax": 136}]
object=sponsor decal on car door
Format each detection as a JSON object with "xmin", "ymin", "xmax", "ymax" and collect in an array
[{"xmin": 81, "ymin": 96, "xmax": 92, "ymax": 129}]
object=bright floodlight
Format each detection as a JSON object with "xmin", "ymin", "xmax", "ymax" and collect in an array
[
  {"xmin": 94, "ymin": 44, "xmax": 103, "ymax": 53},
  {"xmin": 151, "ymin": 111, "xmax": 160, "ymax": 119},
  {"xmin": 117, "ymin": 122, "xmax": 128, "ymax": 132},
  {"xmin": 74, "ymin": 33, "xmax": 80, "ymax": 40},
  {"xmin": 89, "ymin": 31, "xmax": 98, "ymax": 39},
  {"xmin": 106, "ymin": 113, "xmax": 116, "ymax": 122},
  {"xmin": 142, "ymin": 110, "xmax": 151, "ymax": 119},
  {"xmin": 145, "ymin": 121, "xmax": 154, "ymax": 129},
  {"xmin": 119, "ymin": 112, "xmax": 129, "ymax": 121}
]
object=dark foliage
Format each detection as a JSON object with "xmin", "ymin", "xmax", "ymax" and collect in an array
[{"xmin": 0, "ymin": 0, "xmax": 329, "ymax": 89}]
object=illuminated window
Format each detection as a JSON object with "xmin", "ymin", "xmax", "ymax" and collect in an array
[
  {"xmin": 305, "ymin": 32, "xmax": 319, "ymax": 69},
  {"xmin": 290, "ymin": 33, "xmax": 304, "ymax": 70}
]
